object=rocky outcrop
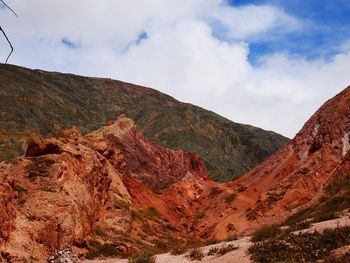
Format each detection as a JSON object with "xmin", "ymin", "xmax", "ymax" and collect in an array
[
  {"xmin": 0, "ymin": 117, "xmax": 218, "ymax": 261},
  {"xmin": 199, "ymin": 86, "xmax": 350, "ymax": 240},
  {"xmin": 46, "ymin": 247, "xmax": 79, "ymax": 263},
  {"xmin": 87, "ymin": 117, "xmax": 209, "ymax": 189},
  {"xmin": 0, "ymin": 176, "xmax": 15, "ymax": 244}
]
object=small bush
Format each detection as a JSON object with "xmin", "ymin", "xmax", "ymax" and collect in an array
[
  {"xmin": 195, "ymin": 212, "xmax": 205, "ymax": 221},
  {"xmin": 132, "ymin": 207, "xmax": 160, "ymax": 220},
  {"xmin": 225, "ymin": 192, "xmax": 237, "ymax": 204},
  {"xmin": 171, "ymin": 246, "xmax": 188, "ymax": 255},
  {"xmin": 207, "ymin": 247, "xmax": 219, "ymax": 256},
  {"xmin": 298, "ymin": 167, "xmax": 309, "ymax": 175},
  {"xmin": 93, "ymin": 228, "xmax": 109, "ymax": 239},
  {"xmin": 327, "ymin": 175, "xmax": 350, "ymax": 195},
  {"xmin": 188, "ymin": 248, "xmax": 204, "ymax": 261},
  {"xmin": 86, "ymin": 241, "xmax": 122, "ymax": 259},
  {"xmin": 251, "ymin": 224, "xmax": 281, "ymax": 242},
  {"xmin": 217, "ymin": 244, "xmax": 239, "ymax": 256},
  {"xmin": 164, "ymin": 223, "xmax": 178, "ymax": 232},
  {"xmin": 284, "ymin": 207, "xmax": 312, "ymax": 226},
  {"xmin": 128, "ymin": 250, "xmax": 155, "ymax": 263},
  {"xmin": 114, "ymin": 199, "xmax": 132, "ymax": 211},
  {"xmin": 207, "ymin": 244, "xmax": 238, "ymax": 257},
  {"xmin": 40, "ymin": 186, "xmax": 57, "ymax": 192}
]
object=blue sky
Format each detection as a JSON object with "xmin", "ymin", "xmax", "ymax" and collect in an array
[
  {"xmin": 1, "ymin": 0, "xmax": 350, "ymax": 137},
  {"xmin": 227, "ymin": 0, "xmax": 350, "ymax": 63}
]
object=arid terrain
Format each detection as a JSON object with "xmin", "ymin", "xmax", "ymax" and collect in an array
[{"xmin": 1, "ymin": 65, "xmax": 350, "ymax": 262}]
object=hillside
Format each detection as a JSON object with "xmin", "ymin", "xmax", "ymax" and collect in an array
[
  {"xmin": 198, "ymin": 85, "xmax": 350, "ymax": 240},
  {"xmin": 1, "ymin": 85, "xmax": 350, "ymax": 262},
  {"xmin": 0, "ymin": 64, "xmax": 288, "ymax": 182}
]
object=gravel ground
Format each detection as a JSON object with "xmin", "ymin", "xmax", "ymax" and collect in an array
[
  {"xmin": 83, "ymin": 237, "xmax": 253, "ymax": 263},
  {"xmin": 83, "ymin": 214, "xmax": 350, "ymax": 263}
]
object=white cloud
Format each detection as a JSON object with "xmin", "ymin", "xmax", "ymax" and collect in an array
[
  {"xmin": 210, "ymin": 4, "xmax": 302, "ymax": 40},
  {"xmin": 0, "ymin": 0, "xmax": 349, "ymax": 138}
]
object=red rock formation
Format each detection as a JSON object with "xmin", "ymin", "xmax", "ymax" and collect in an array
[
  {"xmin": 200, "ymin": 86, "xmax": 350, "ymax": 240},
  {"xmin": 0, "ymin": 117, "xmax": 217, "ymax": 261},
  {"xmin": 2, "ymin": 86, "xmax": 350, "ymax": 261},
  {"xmin": 86, "ymin": 117, "xmax": 209, "ymax": 189},
  {"xmin": 0, "ymin": 175, "xmax": 15, "ymax": 244}
]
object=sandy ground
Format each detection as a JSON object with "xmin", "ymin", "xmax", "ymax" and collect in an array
[
  {"xmin": 83, "ymin": 214, "xmax": 350, "ymax": 263},
  {"xmin": 83, "ymin": 237, "xmax": 253, "ymax": 263}
]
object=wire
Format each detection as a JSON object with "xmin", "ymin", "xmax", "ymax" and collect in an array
[{"xmin": 0, "ymin": 0, "xmax": 18, "ymax": 17}]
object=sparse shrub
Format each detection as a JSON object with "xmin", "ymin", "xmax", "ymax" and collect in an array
[
  {"xmin": 128, "ymin": 250, "xmax": 155, "ymax": 263},
  {"xmin": 188, "ymin": 248, "xmax": 204, "ymax": 261},
  {"xmin": 40, "ymin": 186, "xmax": 56, "ymax": 192},
  {"xmin": 195, "ymin": 212, "xmax": 205, "ymax": 221},
  {"xmin": 284, "ymin": 207, "xmax": 312, "ymax": 226},
  {"xmin": 2, "ymin": 151, "xmax": 15, "ymax": 163},
  {"xmin": 225, "ymin": 192, "xmax": 237, "ymax": 204},
  {"xmin": 153, "ymin": 239, "xmax": 167, "ymax": 251},
  {"xmin": 164, "ymin": 223, "xmax": 178, "ymax": 232},
  {"xmin": 207, "ymin": 247, "xmax": 219, "ymax": 256},
  {"xmin": 171, "ymin": 245, "xmax": 188, "ymax": 255},
  {"xmin": 132, "ymin": 207, "xmax": 160, "ymax": 220},
  {"xmin": 248, "ymin": 239, "xmax": 293, "ymax": 262},
  {"xmin": 208, "ymin": 244, "xmax": 238, "ymax": 258},
  {"xmin": 114, "ymin": 199, "xmax": 132, "ymax": 211},
  {"xmin": 298, "ymin": 167, "xmax": 309, "ymax": 175},
  {"xmin": 251, "ymin": 224, "xmax": 281, "ymax": 242},
  {"xmin": 26, "ymin": 215, "xmax": 39, "ymax": 221},
  {"xmin": 86, "ymin": 241, "xmax": 122, "ymax": 259},
  {"xmin": 13, "ymin": 184, "xmax": 27, "ymax": 194},
  {"xmin": 217, "ymin": 244, "xmax": 239, "ymax": 256},
  {"xmin": 288, "ymin": 221, "xmax": 311, "ymax": 232},
  {"xmin": 327, "ymin": 175, "xmax": 350, "ymax": 195},
  {"xmin": 248, "ymin": 226, "xmax": 350, "ymax": 262},
  {"xmin": 93, "ymin": 227, "xmax": 109, "ymax": 239}
]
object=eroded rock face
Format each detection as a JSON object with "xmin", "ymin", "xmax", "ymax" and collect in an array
[
  {"xmin": 86, "ymin": 117, "xmax": 209, "ymax": 189},
  {"xmin": 0, "ymin": 117, "xmax": 215, "ymax": 261},
  {"xmin": 0, "ymin": 176, "xmax": 15, "ymax": 243},
  {"xmin": 199, "ymin": 86, "xmax": 350, "ymax": 240}
]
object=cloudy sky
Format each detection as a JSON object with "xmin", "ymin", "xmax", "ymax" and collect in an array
[{"xmin": 1, "ymin": 0, "xmax": 350, "ymax": 137}]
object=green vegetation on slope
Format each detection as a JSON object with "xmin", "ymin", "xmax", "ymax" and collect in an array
[
  {"xmin": 284, "ymin": 173, "xmax": 350, "ymax": 226},
  {"xmin": 0, "ymin": 64, "xmax": 288, "ymax": 182},
  {"xmin": 249, "ymin": 226, "xmax": 350, "ymax": 262}
]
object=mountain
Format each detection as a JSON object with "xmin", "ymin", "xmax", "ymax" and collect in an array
[
  {"xmin": 1, "ymin": 85, "xmax": 350, "ymax": 262},
  {"xmin": 198, "ymin": 85, "xmax": 350, "ymax": 240},
  {"xmin": 0, "ymin": 63, "xmax": 288, "ymax": 182}
]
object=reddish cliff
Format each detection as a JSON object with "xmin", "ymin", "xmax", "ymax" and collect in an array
[
  {"xmin": 200, "ymin": 86, "xmax": 350, "ymax": 239},
  {"xmin": 0, "ymin": 117, "xmax": 218, "ymax": 261}
]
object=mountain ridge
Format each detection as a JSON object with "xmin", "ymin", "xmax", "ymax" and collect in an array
[{"xmin": 0, "ymin": 63, "xmax": 288, "ymax": 182}]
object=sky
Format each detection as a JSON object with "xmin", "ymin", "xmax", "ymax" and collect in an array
[{"xmin": 0, "ymin": 0, "xmax": 350, "ymax": 138}]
